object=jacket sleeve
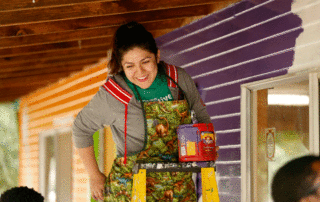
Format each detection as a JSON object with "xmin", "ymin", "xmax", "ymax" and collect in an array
[
  {"xmin": 72, "ymin": 87, "xmax": 115, "ymax": 148},
  {"xmin": 177, "ymin": 67, "xmax": 212, "ymax": 124}
]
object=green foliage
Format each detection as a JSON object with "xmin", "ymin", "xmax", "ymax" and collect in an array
[{"xmin": 0, "ymin": 102, "xmax": 19, "ymax": 194}]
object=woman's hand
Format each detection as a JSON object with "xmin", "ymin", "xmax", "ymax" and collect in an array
[
  {"xmin": 215, "ymin": 146, "xmax": 219, "ymax": 160},
  {"xmin": 89, "ymin": 171, "xmax": 107, "ymax": 201},
  {"xmin": 76, "ymin": 146, "xmax": 107, "ymax": 201}
]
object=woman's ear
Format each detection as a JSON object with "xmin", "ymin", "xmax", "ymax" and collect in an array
[{"xmin": 157, "ymin": 50, "xmax": 160, "ymax": 63}]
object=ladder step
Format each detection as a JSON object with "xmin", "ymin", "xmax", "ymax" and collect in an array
[
  {"xmin": 201, "ymin": 167, "xmax": 220, "ymax": 202},
  {"xmin": 131, "ymin": 169, "xmax": 146, "ymax": 202}
]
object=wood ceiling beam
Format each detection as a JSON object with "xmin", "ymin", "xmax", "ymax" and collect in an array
[
  {"xmin": 0, "ymin": 27, "xmax": 117, "ymax": 48},
  {"xmin": 0, "ymin": 86, "xmax": 46, "ymax": 97},
  {"xmin": 0, "ymin": 45, "xmax": 108, "ymax": 64},
  {"xmin": 0, "ymin": 5, "xmax": 213, "ymax": 38},
  {"xmin": 0, "ymin": 84, "xmax": 58, "ymax": 101},
  {"xmin": 0, "ymin": 78, "xmax": 62, "ymax": 89},
  {"xmin": 1, "ymin": 0, "xmax": 115, "ymax": 12},
  {"xmin": 0, "ymin": 65, "xmax": 86, "ymax": 79},
  {"xmin": 0, "ymin": 73, "xmax": 74, "ymax": 88},
  {"xmin": 0, "ymin": 0, "xmax": 227, "ymax": 26},
  {"xmin": 0, "ymin": 95, "xmax": 25, "ymax": 102},
  {"xmin": 1, "ymin": 52, "xmax": 106, "ymax": 69},
  {"xmin": 0, "ymin": 57, "xmax": 103, "ymax": 73},
  {"xmin": 0, "ymin": 38, "xmax": 111, "ymax": 58},
  {"xmin": 0, "ymin": 7, "xmax": 212, "ymax": 50}
]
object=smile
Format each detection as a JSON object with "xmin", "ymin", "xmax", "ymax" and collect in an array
[{"xmin": 137, "ymin": 75, "xmax": 148, "ymax": 82}]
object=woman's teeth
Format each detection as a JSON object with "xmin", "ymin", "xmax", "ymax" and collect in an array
[
  {"xmin": 139, "ymin": 76, "xmax": 147, "ymax": 79},
  {"xmin": 137, "ymin": 75, "xmax": 148, "ymax": 81}
]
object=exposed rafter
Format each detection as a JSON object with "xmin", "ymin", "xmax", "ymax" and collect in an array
[{"xmin": 0, "ymin": 0, "xmax": 241, "ymax": 102}]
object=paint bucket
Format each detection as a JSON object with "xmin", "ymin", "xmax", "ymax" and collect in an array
[{"xmin": 177, "ymin": 123, "xmax": 217, "ymax": 162}]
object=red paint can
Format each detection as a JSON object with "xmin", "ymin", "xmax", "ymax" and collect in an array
[{"xmin": 177, "ymin": 123, "xmax": 217, "ymax": 162}]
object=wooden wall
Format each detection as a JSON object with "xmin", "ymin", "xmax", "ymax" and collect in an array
[{"xmin": 19, "ymin": 60, "xmax": 109, "ymax": 202}]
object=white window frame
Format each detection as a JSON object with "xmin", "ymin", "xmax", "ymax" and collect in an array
[
  {"xmin": 240, "ymin": 72, "xmax": 319, "ymax": 202},
  {"xmin": 39, "ymin": 127, "xmax": 73, "ymax": 202}
]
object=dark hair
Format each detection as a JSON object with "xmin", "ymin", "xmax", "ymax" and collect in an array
[
  {"xmin": 108, "ymin": 21, "xmax": 158, "ymax": 75},
  {"xmin": 271, "ymin": 155, "xmax": 320, "ymax": 202},
  {"xmin": 0, "ymin": 186, "xmax": 44, "ymax": 202}
]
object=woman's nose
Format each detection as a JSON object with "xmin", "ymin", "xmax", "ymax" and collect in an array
[{"xmin": 136, "ymin": 65, "xmax": 146, "ymax": 75}]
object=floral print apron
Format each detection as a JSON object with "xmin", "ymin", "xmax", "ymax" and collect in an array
[{"xmin": 104, "ymin": 100, "xmax": 197, "ymax": 202}]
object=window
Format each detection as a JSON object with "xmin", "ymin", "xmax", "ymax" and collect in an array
[
  {"xmin": 241, "ymin": 72, "xmax": 320, "ymax": 202},
  {"xmin": 39, "ymin": 129, "xmax": 73, "ymax": 202}
]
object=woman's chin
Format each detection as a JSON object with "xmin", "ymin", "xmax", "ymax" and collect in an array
[{"xmin": 137, "ymin": 83, "xmax": 152, "ymax": 89}]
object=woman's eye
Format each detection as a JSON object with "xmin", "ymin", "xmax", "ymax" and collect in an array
[
  {"xmin": 142, "ymin": 60, "xmax": 150, "ymax": 64},
  {"xmin": 126, "ymin": 66, "xmax": 133, "ymax": 69}
]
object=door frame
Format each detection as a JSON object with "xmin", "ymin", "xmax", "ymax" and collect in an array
[{"xmin": 240, "ymin": 72, "xmax": 319, "ymax": 202}]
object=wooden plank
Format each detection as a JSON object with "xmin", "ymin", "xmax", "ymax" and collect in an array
[
  {"xmin": 0, "ymin": 73, "xmax": 93, "ymax": 102},
  {"xmin": 0, "ymin": 79, "xmax": 57, "ymax": 90},
  {"xmin": 0, "ymin": 0, "xmax": 115, "ymax": 11},
  {"xmin": 0, "ymin": 6, "xmax": 211, "ymax": 42},
  {"xmin": 0, "ymin": 94, "xmax": 25, "ymax": 102},
  {"xmin": 0, "ymin": 30, "xmax": 114, "ymax": 49},
  {"xmin": 0, "ymin": 38, "xmax": 111, "ymax": 58},
  {"xmin": 28, "ymin": 107, "xmax": 83, "ymax": 129},
  {"xmin": 0, "ymin": 16, "xmax": 187, "ymax": 38},
  {"xmin": 3, "ymin": 87, "xmax": 39, "ymax": 95},
  {"xmin": 0, "ymin": 45, "xmax": 108, "ymax": 64},
  {"xmin": 0, "ymin": 65, "xmax": 85, "ymax": 79},
  {"xmin": 0, "ymin": 0, "xmax": 227, "ymax": 26},
  {"xmin": 0, "ymin": 59, "xmax": 100, "ymax": 76},
  {"xmin": 0, "ymin": 73, "xmax": 71, "ymax": 88},
  {"xmin": 0, "ymin": 58, "xmax": 105, "ymax": 102},
  {"xmin": 152, "ymin": 29, "xmax": 176, "ymax": 38},
  {"xmin": 0, "ymin": 6, "xmax": 208, "ymax": 49},
  {"xmin": 27, "ymin": 65, "xmax": 107, "ymax": 105},
  {"xmin": 1, "ymin": 53, "xmax": 105, "ymax": 72},
  {"xmin": 28, "ymin": 79, "xmax": 103, "ymax": 114},
  {"xmin": 29, "ymin": 95, "xmax": 93, "ymax": 120},
  {"xmin": 0, "ymin": 88, "xmax": 43, "ymax": 98}
]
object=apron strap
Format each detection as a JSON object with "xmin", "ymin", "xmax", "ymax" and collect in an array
[
  {"xmin": 124, "ymin": 105, "xmax": 128, "ymax": 164},
  {"xmin": 103, "ymin": 78, "xmax": 133, "ymax": 164},
  {"xmin": 133, "ymin": 84, "xmax": 148, "ymax": 150}
]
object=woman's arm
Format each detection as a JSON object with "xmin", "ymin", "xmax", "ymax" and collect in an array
[
  {"xmin": 77, "ymin": 146, "xmax": 106, "ymax": 201},
  {"xmin": 73, "ymin": 88, "xmax": 114, "ymax": 200},
  {"xmin": 177, "ymin": 67, "xmax": 211, "ymax": 123}
]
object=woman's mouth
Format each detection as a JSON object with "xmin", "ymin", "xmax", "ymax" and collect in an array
[{"xmin": 137, "ymin": 75, "xmax": 148, "ymax": 82}]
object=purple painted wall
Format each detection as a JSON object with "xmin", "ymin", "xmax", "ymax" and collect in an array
[{"xmin": 156, "ymin": 0, "xmax": 302, "ymax": 200}]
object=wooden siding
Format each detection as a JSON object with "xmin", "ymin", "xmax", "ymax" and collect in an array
[
  {"xmin": 155, "ymin": 0, "xmax": 312, "ymax": 200},
  {"xmin": 18, "ymin": 59, "xmax": 108, "ymax": 201}
]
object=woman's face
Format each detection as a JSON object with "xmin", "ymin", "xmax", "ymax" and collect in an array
[{"xmin": 121, "ymin": 47, "xmax": 159, "ymax": 89}]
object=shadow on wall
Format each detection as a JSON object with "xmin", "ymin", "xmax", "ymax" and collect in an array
[{"xmin": 0, "ymin": 101, "xmax": 19, "ymax": 194}]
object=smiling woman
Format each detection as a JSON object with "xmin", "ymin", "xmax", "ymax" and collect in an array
[
  {"xmin": 121, "ymin": 47, "xmax": 159, "ymax": 89},
  {"xmin": 72, "ymin": 21, "xmax": 212, "ymax": 202}
]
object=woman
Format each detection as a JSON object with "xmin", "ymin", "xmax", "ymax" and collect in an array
[{"xmin": 72, "ymin": 21, "xmax": 213, "ymax": 201}]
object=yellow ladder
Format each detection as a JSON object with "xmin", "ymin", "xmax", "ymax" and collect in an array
[
  {"xmin": 131, "ymin": 167, "xmax": 219, "ymax": 202},
  {"xmin": 131, "ymin": 169, "xmax": 146, "ymax": 202},
  {"xmin": 201, "ymin": 167, "xmax": 220, "ymax": 202}
]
